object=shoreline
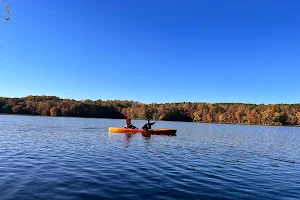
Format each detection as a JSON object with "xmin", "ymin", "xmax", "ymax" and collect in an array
[{"xmin": 1, "ymin": 113, "xmax": 298, "ymax": 128}]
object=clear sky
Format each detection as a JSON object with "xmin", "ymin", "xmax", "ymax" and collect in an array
[{"xmin": 0, "ymin": 0, "xmax": 299, "ymax": 104}]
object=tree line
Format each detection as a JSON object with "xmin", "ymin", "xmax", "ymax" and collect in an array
[{"xmin": 1, "ymin": 95, "xmax": 300, "ymax": 126}]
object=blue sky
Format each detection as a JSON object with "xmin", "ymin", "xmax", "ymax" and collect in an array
[{"xmin": 0, "ymin": 0, "xmax": 299, "ymax": 104}]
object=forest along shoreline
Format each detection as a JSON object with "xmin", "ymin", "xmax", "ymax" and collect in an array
[{"xmin": 1, "ymin": 95, "xmax": 300, "ymax": 127}]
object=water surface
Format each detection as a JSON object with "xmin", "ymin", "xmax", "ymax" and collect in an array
[{"xmin": 0, "ymin": 115, "xmax": 299, "ymax": 199}]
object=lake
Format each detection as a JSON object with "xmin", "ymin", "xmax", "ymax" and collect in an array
[{"xmin": 0, "ymin": 115, "xmax": 299, "ymax": 200}]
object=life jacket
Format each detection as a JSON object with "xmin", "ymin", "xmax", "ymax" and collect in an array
[{"xmin": 126, "ymin": 119, "xmax": 131, "ymax": 125}]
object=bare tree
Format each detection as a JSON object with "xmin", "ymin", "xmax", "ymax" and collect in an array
[{"xmin": 0, "ymin": 0, "xmax": 10, "ymax": 21}]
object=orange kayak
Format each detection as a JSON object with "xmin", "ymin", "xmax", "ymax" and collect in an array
[{"xmin": 108, "ymin": 127, "xmax": 177, "ymax": 136}]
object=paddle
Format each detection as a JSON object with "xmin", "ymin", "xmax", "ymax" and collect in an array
[
  {"xmin": 153, "ymin": 115, "xmax": 164, "ymax": 124},
  {"xmin": 156, "ymin": 115, "xmax": 164, "ymax": 122}
]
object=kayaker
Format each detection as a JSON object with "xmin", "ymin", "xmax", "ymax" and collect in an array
[
  {"xmin": 125, "ymin": 119, "xmax": 137, "ymax": 129},
  {"xmin": 142, "ymin": 119, "xmax": 155, "ymax": 130}
]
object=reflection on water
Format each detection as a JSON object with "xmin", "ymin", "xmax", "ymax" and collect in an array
[{"xmin": 0, "ymin": 115, "xmax": 300, "ymax": 200}]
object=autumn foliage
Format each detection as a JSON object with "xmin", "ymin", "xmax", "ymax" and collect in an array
[{"xmin": 1, "ymin": 96, "xmax": 300, "ymax": 126}]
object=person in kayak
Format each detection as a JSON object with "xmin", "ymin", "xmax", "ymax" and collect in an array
[
  {"xmin": 125, "ymin": 119, "xmax": 137, "ymax": 129},
  {"xmin": 142, "ymin": 119, "xmax": 155, "ymax": 130}
]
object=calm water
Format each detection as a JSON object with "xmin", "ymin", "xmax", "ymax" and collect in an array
[{"xmin": 0, "ymin": 115, "xmax": 299, "ymax": 200}]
